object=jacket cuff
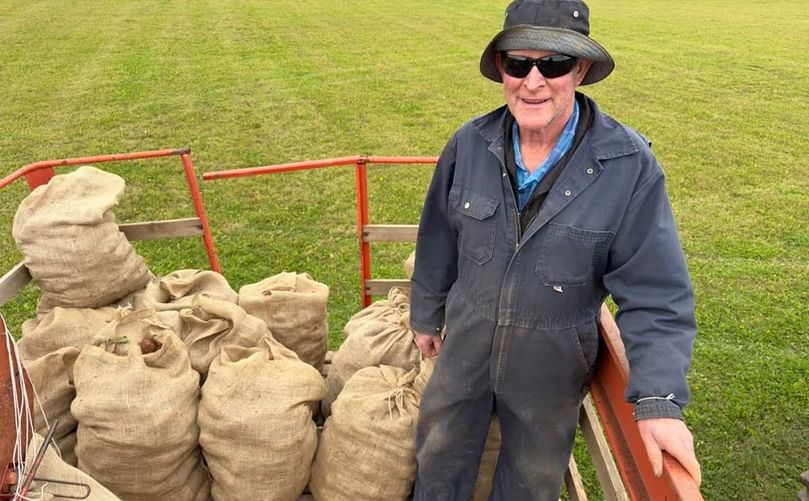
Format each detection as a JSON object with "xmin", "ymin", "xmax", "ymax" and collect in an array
[
  {"xmin": 633, "ymin": 400, "xmax": 683, "ymax": 421},
  {"xmin": 409, "ymin": 319, "xmax": 443, "ymax": 336}
]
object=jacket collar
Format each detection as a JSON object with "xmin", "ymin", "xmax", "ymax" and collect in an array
[{"xmin": 471, "ymin": 93, "xmax": 639, "ymax": 162}]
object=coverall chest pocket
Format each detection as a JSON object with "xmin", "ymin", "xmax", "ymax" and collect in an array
[
  {"xmin": 449, "ymin": 187, "xmax": 499, "ymax": 266},
  {"xmin": 535, "ymin": 223, "xmax": 613, "ymax": 287}
]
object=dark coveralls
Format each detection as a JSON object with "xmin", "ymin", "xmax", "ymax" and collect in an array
[{"xmin": 410, "ymin": 93, "xmax": 696, "ymax": 500}]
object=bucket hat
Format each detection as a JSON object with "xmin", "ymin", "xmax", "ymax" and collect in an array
[{"xmin": 480, "ymin": 0, "xmax": 614, "ymax": 85}]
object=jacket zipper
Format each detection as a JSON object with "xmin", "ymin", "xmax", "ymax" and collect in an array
[
  {"xmin": 505, "ymin": 170, "xmax": 522, "ymax": 247},
  {"xmin": 493, "ymin": 167, "xmax": 522, "ymax": 394}
]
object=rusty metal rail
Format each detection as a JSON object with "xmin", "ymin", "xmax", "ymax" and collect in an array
[
  {"xmin": 0, "ymin": 148, "xmax": 220, "ymax": 273},
  {"xmin": 203, "ymin": 155, "xmax": 437, "ymax": 307}
]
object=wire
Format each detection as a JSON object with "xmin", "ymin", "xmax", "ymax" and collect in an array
[{"xmin": 2, "ymin": 313, "xmax": 45, "ymax": 500}]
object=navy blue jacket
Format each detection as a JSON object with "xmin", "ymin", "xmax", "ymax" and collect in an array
[{"xmin": 410, "ymin": 94, "xmax": 696, "ymax": 419}]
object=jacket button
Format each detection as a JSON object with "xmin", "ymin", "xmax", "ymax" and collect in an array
[
  {"xmin": 564, "ymin": 190, "xmax": 572, "ymax": 197},
  {"xmin": 464, "ymin": 202, "xmax": 470, "ymax": 209},
  {"xmin": 587, "ymin": 168, "xmax": 594, "ymax": 175}
]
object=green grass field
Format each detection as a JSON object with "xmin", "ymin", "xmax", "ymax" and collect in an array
[{"xmin": 1, "ymin": 1, "xmax": 807, "ymax": 499}]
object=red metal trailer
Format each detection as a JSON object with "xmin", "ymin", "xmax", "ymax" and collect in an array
[{"xmin": 1, "ymin": 149, "xmax": 702, "ymax": 500}]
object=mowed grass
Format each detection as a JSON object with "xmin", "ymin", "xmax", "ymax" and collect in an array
[{"xmin": 0, "ymin": 1, "xmax": 807, "ymax": 499}]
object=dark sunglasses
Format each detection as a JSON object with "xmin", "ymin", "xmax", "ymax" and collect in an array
[{"xmin": 501, "ymin": 53, "xmax": 578, "ymax": 79}]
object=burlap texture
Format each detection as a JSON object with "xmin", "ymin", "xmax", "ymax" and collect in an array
[
  {"xmin": 25, "ymin": 347, "xmax": 80, "ymax": 467},
  {"xmin": 310, "ymin": 365, "xmax": 420, "ymax": 501},
  {"xmin": 343, "ymin": 287, "xmax": 410, "ymax": 333},
  {"xmin": 323, "ymin": 289, "xmax": 419, "ymax": 416},
  {"xmin": 143, "ymin": 269, "xmax": 237, "ymax": 312},
  {"xmin": 110, "ymin": 284, "xmax": 148, "ymax": 309},
  {"xmin": 238, "ymin": 272, "xmax": 329, "ymax": 370},
  {"xmin": 472, "ymin": 417, "xmax": 502, "ymax": 501},
  {"xmin": 57, "ymin": 431, "xmax": 78, "ymax": 467},
  {"xmin": 71, "ymin": 309, "xmax": 210, "ymax": 501},
  {"xmin": 12, "ymin": 166, "xmax": 151, "ymax": 313},
  {"xmin": 412, "ymin": 355, "xmax": 436, "ymax": 396},
  {"xmin": 175, "ymin": 295, "xmax": 272, "ymax": 376},
  {"xmin": 25, "ymin": 432, "xmax": 120, "ymax": 501},
  {"xmin": 199, "ymin": 336, "xmax": 325, "ymax": 501},
  {"xmin": 405, "ymin": 250, "xmax": 416, "ymax": 280},
  {"xmin": 18, "ymin": 307, "xmax": 116, "ymax": 362}
]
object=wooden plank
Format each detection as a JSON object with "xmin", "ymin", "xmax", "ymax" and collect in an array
[
  {"xmin": 565, "ymin": 455, "xmax": 589, "ymax": 501},
  {"xmin": 579, "ymin": 394, "xmax": 629, "ymax": 501},
  {"xmin": 362, "ymin": 224, "xmax": 418, "ymax": 242},
  {"xmin": 364, "ymin": 279, "xmax": 410, "ymax": 296},
  {"xmin": 0, "ymin": 262, "xmax": 32, "ymax": 307},
  {"xmin": 120, "ymin": 218, "xmax": 203, "ymax": 241}
]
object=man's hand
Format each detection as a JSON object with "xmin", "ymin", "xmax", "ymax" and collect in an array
[
  {"xmin": 637, "ymin": 418, "xmax": 702, "ymax": 486},
  {"xmin": 414, "ymin": 331, "xmax": 443, "ymax": 358}
]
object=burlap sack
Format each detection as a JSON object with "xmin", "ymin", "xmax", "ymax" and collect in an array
[
  {"xmin": 176, "ymin": 295, "xmax": 271, "ymax": 376},
  {"xmin": 12, "ymin": 166, "xmax": 151, "ymax": 313},
  {"xmin": 110, "ymin": 284, "xmax": 148, "ymax": 309},
  {"xmin": 57, "ymin": 431, "xmax": 78, "ymax": 468},
  {"xmin": 143, "ymin": 269, "xmax": 237, "ymax": 311},
  {"xmin": 71, "ymin": 309, "xmax": 210, "ymax": 501},
  {"xmin": 199, "ymin": 336, "xmax": 325, "ymax": 501},
  {"xmin": 472, "ymin": 417, "xmax": 502, "ymax": 501},
  {"xmin": 24, "ymin": 432, "xmax": 120, "ymax": 501},
  {"xmin": 405, "ymin": 250, "xmax": 416, "ymax": 280},
  {"xmin": 310, "ymin": 365, "xmax": 420, "ymax": 501},
  {"xmin": 238, "ymin": 272, "xmax": 329, "ymax": 370},
  {"xmin": 25, "ymin": 347, "xmax": 80, "ymax": 467},
  {"xmin": 412, "ymin": 355, "xmax": 436, "ymax": 395},
  {"xmin": 343, "ymin": 287, "xmax": 410, "ymax": 334},
  {"xmin": 323, "ymin": 291, "xmax": 419, "ymax": 416},
  {"xmin": 18, "ymin": 307, "xmax": 116, "ymax": 361}
]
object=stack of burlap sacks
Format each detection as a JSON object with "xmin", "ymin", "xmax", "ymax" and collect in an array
[
  {"xmin": 12, "ymin": 166, "xmax": 501, "ymax": 500},
  {"xmin": 314, "ymin": 276, "xmax": 500, "ymax": 500},
  {"xmin": 14, "ymin": 168, "xmax": 325, "ymax": 501}
]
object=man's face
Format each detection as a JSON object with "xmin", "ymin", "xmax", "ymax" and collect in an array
[{"xmin": 496, "ymin": 50, "xmax": 591, "ymax": 137}]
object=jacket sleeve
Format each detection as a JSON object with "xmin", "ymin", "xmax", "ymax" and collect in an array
[
  {"xmin": 409, "ymin": 135, "xmax": 459, "ymax": 335},
  {"xmin": 602, "ymin": 162, "xmax": 696, "ymax": 421}
]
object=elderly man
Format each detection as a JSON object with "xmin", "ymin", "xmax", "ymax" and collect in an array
[{"xmin": 409, "ymin": 0, "xmax": 701, "ymax": 499}]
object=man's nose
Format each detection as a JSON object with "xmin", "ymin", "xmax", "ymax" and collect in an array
[{"xmin": 523, "ymin": 65, "xmax": 546, "ymax": 88}]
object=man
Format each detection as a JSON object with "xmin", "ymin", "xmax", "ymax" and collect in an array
[{"xmin": 409, "ymin": 0, "xmax": 701, "ymax": 499}]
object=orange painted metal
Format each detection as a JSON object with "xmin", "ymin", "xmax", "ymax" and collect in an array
[
  {"xmin": 0, "ymin": 148, "xmax": 189, "ymax": 190},
  {"xmin": 200, "ymin": 155, "xmax": 438, "ymax": 182},
  {"xmin": 0, "ymin": 148, "xmax": 220, "ymax": 273},
  {"xmin": 594, "ymin": 305, "xmax": 703, "ymax": 500},
  {"xmin": 354, "ymin": 158, "xmax": 373, "ymax": 307},
  {"xmin": 180, "ymin": 153, "xmax": 221, "ymax": 273},
  {"xmin": 203, "ymin": 155, "xmax": 438, "ymax": 306},
  {"xmin": 201, "ymin": 155, "xmax": 364, "ymax": 181}
]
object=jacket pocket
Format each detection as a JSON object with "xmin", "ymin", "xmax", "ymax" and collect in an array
[
  {"xmin": 573, "ymin": 319, "xmax": 600, "ymax": 375},
  {"xmin": 449, "ymin": 187, "xmax": 499, "ymax": 266},
  {"xmin": 535, "ymin": 223, "xmax": 612, "ymax": 287}
]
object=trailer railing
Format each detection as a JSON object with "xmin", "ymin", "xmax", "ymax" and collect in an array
[{"xmin": 0, "ymin": 148, "xmax": 220, "ymax": 274}]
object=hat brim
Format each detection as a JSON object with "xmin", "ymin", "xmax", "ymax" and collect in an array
[{"xmin": 480, "ymin": 25, "xmax": 614, "ymax": 85}]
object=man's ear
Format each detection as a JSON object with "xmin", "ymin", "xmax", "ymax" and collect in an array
[
  {"xmin": 494, "ymin": 52, "xmax": 503, "ymax": 74},
  {"xmin": 575, "ymin": 59, "xmax": 593, "ymax": 85}
]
